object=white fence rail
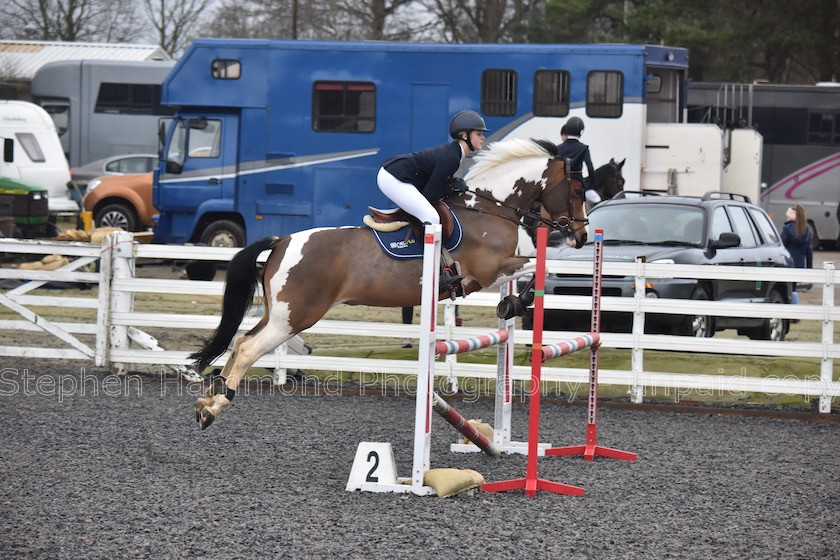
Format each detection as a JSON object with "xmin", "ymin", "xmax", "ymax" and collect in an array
[{"xmin": 0, "ymin": 232, "xmax": 838, "ymax": 412}]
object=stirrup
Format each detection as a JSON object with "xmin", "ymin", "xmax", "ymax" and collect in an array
[{"xmin": 440, "ymin": 261, "xmax": 464, "ymax": 300}]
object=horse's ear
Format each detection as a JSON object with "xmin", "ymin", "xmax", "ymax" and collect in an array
[
  {"xmin": 609, "ymin": 158, "xmax": 616, "ymax": 164},
  {"xmin": 618, "ymin": 158, "xmax": 626, "ymax": 168}
]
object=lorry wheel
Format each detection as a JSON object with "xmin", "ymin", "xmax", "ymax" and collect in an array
[
  {"xmin": 200, "ymin": 220, "xmax": 245, "ymax": 248},
  {"xmin": 95, "ymin": 202, "xmax": 138, "ymax": 231}
]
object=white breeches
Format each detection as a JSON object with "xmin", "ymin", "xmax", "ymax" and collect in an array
[
  {"xmin": 585, "ymin": 189, "xmax": 602, "ymax": 205},
  {"xmin": 377, "ymin": 168, "xmax": 439, "ymax": 225}
]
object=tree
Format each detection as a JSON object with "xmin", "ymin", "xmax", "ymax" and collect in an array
[
  {"xmin": 0, "ymin": 0, "xmax": 143, "ymax": 42},
  {"xmin": 423, "ymin": 0, "xmax": 545, "ymax": 43},
  {"xmin": 542, "ymin": 0, "xmax": 840, "ymax": 83},
  {"xmin": 206, "ymin": 0, "xmax": 426, "ymax": 41},
  {"xmin": 144, "ymin": 0, "xmax": 213, "ymax": 57}
]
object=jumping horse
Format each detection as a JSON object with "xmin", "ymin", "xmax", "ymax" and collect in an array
[{"xmin": 191, "ymin": 137, "xmax": 589, "ymax": 429}]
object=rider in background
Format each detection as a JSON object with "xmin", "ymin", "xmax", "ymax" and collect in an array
[
  {"xmin": 377, "ymin": 110, "xmax": 488, "ymax": 296},
  {"xmin": 557, "ymin": 116, "xmax": 597, "ymax": 205}
]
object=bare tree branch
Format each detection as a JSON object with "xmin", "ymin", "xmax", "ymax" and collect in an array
[{"xmin": 144, "ymin": 0, "xmax": 212, "ymax": 56}]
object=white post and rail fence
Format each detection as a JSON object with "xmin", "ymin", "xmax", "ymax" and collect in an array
[{"xmin": 0, "ymin": 232, "xmax": 837, "ymax": 412}]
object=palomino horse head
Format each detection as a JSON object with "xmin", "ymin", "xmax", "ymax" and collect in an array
[
  {"xmin": 463, "ymin": 138, "xmax": 588, "ymax": 248},
  {"xmin": 591, "ymin": 157, "xmax": 626, "ymax": 202}
]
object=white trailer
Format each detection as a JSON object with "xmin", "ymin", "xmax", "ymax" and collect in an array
[{"xmin": 0, "ymin": 100, "xmax": 77, "ymax": 212}]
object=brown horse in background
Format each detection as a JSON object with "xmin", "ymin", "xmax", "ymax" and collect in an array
[
  {"xmin": 590, "ymin": 158, "xmax": 626, "ymax": 201},
  {"xmin": 190, "ymin": 137, "xmax": 589, "ymax": 429}
]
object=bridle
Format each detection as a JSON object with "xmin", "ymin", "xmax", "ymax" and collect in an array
[
  {"xmin": 520, "ymin": 171, "xmax": 589, "ymax": 238},
  {"xmin": 448, "ymin": 156, "xmax": 588, "ymax": 238}
]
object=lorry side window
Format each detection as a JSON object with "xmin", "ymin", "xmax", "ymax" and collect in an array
[
  {"xmin": 15, "ymin": 133, "xmax": 46, "ymax": 163},
  {"xmin": 40, "ymin": 103, "xmax": 69, "ymax": 136},
  {"xmin": 586, "ymin": 71, "xmax": 623, "ymax": 118},
  {"xmin": 533, "ymin": 70, "xmax": 569, "ymax": 117},
  {"xmin": 807, "ymin": 111, "xmax": 840, "ymax": 145},
  {"xmin": 168, "ymin": 120, "xmax": 187, "ymax": 165},
  {"xmin": 482, "ymin": 69, "xmax": 517, "ymax": 116},
  {"xmin": 312, "ymin": 81, "xmax": 376, "ymax": 133},
  {"xmin": 95, "ymin": 83, "xmax": 175, "ymax": 116},
  {"xmin": 187, "ymin": 119, "xmax": 222, "ymax": 158},
  {"xmin": 211, "ymin": 59, "xmax": 241, "ymax": 80}
]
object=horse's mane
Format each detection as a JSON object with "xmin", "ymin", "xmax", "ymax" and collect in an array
[{"xmin": 465, "ymin": 138, "xmax": 558, "ymax": 180}]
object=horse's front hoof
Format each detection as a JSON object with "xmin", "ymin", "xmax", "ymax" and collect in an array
[{"xmin": 199, "ymin": 410, "xmax": 216, "ymax": 430}]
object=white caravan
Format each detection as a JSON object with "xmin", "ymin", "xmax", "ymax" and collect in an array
[{"xmin": 0, "ymin": 100, "xmax": 77, "ymax": 212}]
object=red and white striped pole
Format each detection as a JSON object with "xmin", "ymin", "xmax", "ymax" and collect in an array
[
  {"xmin": 545, "ymin": 228, "xmax": 637, "ymax": 462},
  {"xmin": 482, "ymin": 227, "xmax": 585, "ymax": 497}
]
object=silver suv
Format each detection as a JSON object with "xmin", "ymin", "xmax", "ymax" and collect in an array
[{"xmin": 522, "ymin": 192, "xmax": 793, "ymax": 341}]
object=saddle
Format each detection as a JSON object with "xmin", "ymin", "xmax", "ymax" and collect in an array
[{"xmin": 364, "ymin": 200, "xmax": 456, "ymax": 242}]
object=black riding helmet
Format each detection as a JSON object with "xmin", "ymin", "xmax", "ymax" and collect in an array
[
  {"xmin": 449, "ymin": 110, "xmax": 488, "ymax": 151},
  {"xmin": 562, "ymin": 116, "xmax": 585, "ymax": 137}
]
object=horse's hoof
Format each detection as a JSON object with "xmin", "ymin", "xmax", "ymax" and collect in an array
[{"xmin": 199, "ymin": 410, "xmax": 216, "ymax": 430}]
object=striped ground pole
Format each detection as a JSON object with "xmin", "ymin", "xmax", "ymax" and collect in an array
[
  {"xmin": 435, "ymin": 329, "xmax": 509, "ymax": 356},
  {"xmin": 541, "ymin": 333, "xmax": 600, "ymax": 361}
]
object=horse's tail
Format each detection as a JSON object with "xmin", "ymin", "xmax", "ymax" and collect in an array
[{"xmin": 189, "ymin": 236, "xmax": 281, "ymax": 373}]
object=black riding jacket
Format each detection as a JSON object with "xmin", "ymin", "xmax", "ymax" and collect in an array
[
  {"xmin": 382, "ymin": 141, "xmax": 463, "ymax": 202},
  {"xmin": 556, "ymin": 138, "xmax": 595, "ymax": 189}
]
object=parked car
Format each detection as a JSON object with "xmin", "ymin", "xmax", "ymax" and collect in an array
[
  {"xmin": 82, "ymin": 172, "xmax": 156, "ymax": 232},
  {"xmin": 522, "ymin": 191, "xmax": 793, "ymax": 341},
  {"xmin": 69, "ymin": 153, "xmax": 158, "ymax": 197}
]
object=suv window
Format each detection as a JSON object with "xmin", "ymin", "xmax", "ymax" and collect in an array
[
  {"xmin": 750, "ymin": 208, "xmax": 780, "ymax": 244},
  {"xmin": 711, "ymin": 207, "xmax": 734, "ymax": 239},
  {"xmin": 586, "ymin": 203, "xmax": 703, "ymax": 243},
  {"xmin": 728, "ymin": 206, "xmax": 760, "ymax": 247}
]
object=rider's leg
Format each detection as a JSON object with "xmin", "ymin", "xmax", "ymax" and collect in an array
[
  {"xmin": 377, "ymin": 168, "xmax": 439, "ymax": 224},
  {"xmin": 377, "ymin": 168, "xmax": 462, "ymax": 297}
]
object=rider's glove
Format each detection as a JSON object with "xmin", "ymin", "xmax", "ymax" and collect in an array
[{"xmin": 450, "ymin": 177, "xmax": 468, "ymax": 193}]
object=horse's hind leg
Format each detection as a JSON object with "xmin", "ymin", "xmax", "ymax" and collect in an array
[
  {"xmin": 196, "ymin": 325, "xmax": 295, "ymax": 429},
  {"xmin": 193, "ymin": 333, "xmax": 249, "ymax": 420}
]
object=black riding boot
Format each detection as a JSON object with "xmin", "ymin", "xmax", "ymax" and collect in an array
[{"xmin": 439, "ymin": 248, "xmax": 463, "ymax": 300}]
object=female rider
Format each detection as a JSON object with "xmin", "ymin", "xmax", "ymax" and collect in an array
[{"xmin": 377, "ymin": 110, "xmax": 488, "ymax": 297}]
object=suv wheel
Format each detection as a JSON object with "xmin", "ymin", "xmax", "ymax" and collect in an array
[
  {"xmin": 95, "ymin": 202, "xmax": 138, "ymax": 231},
  {"xmin": 676, "ymin": 286, "xmax": 714, "ymax": 337},
  {"xmin": 748, "ymin": 290, "xmax": 786, "ymax": 341}
]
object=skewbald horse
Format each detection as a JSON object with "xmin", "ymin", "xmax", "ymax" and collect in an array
[{"xmin": 191, "ymin": 137, "xmax": 589, "ymax": 429}]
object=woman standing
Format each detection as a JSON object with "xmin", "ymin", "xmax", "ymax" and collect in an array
[{"xmin": 781, "ymin": 205, "xmax": 813, "ymax": 303}]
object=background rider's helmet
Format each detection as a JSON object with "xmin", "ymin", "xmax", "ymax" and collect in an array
[
  {"xmin": 449, "ymin": 110, "xmax": 489, "ymax": 139},
  {"xmin": 563, "ymin": 116, "xmax": 585, "ymax": 137}
]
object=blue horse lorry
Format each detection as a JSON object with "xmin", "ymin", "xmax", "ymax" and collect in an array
[{"xmin": 153, "ymin": 39, "xmax": 761, "ymax": 251}]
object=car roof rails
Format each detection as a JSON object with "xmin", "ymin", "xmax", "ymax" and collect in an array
[
  {"xmin": 701, "ymin": 191, "xmax": 752, "ymax": 203},
  {"xmin": 610, "ymin": 190, "xmax": 661, "ymax": 200}
]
